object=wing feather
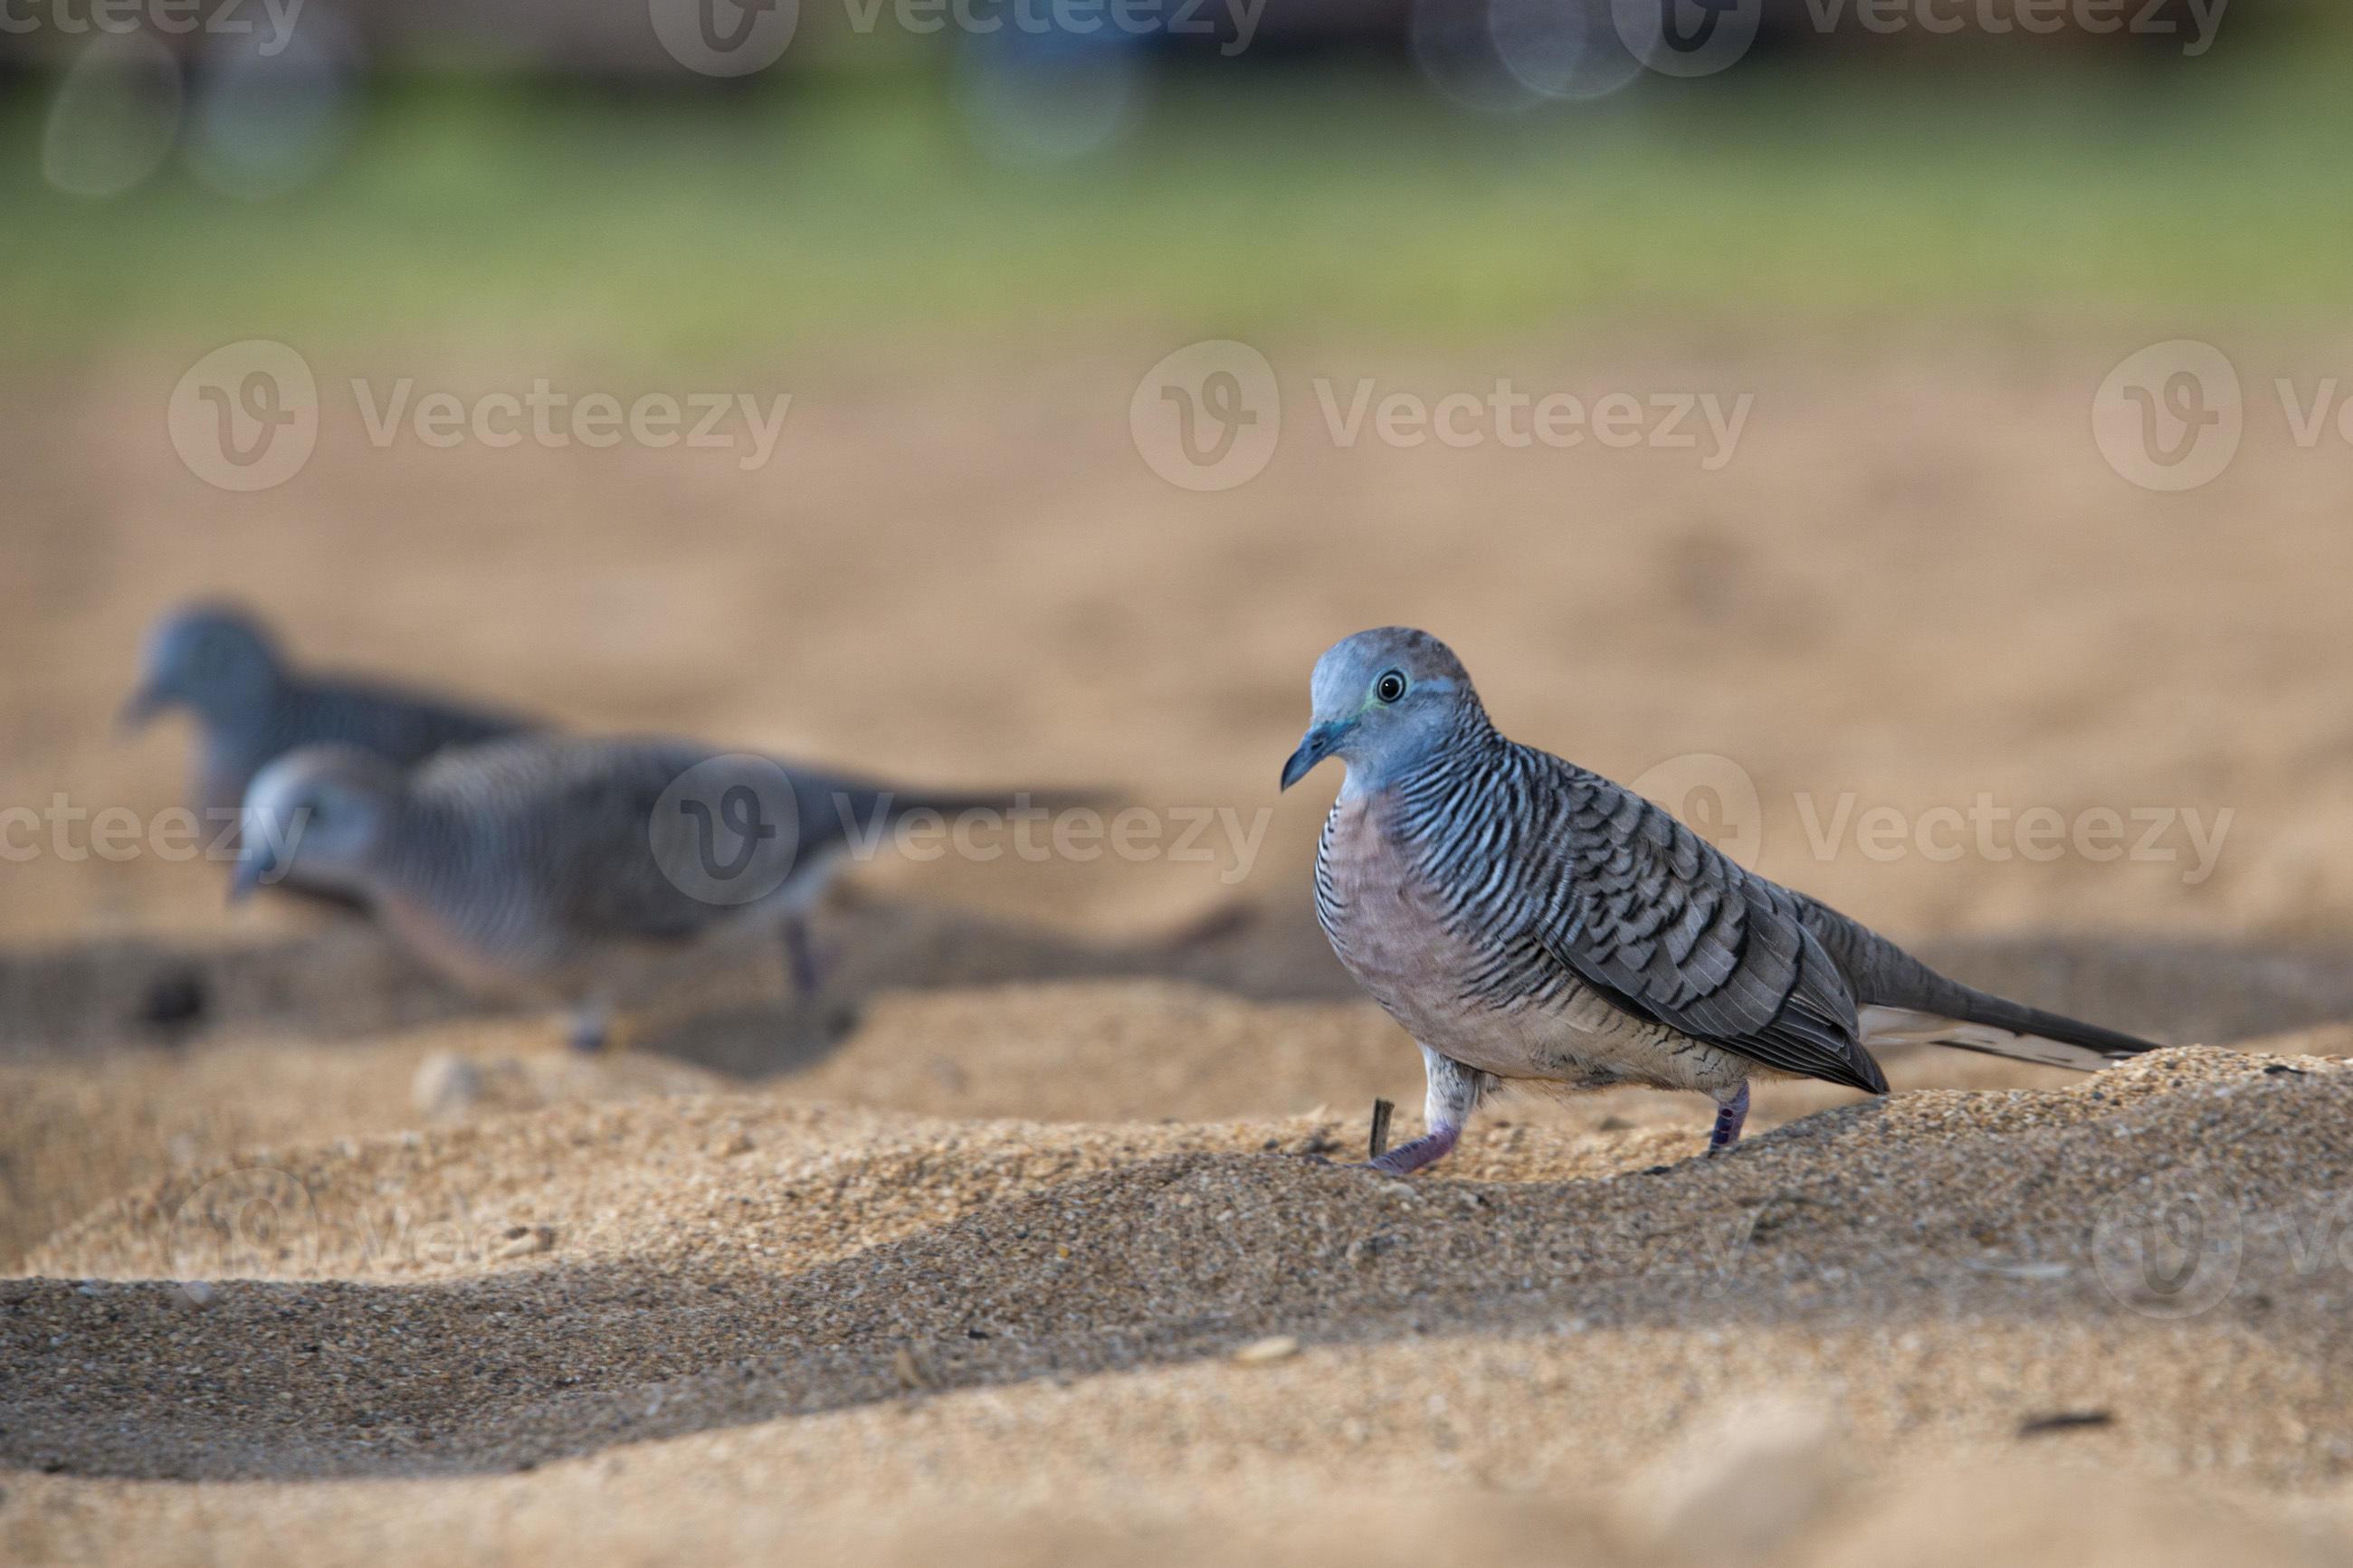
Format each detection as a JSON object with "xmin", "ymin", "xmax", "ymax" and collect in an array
[{"xmin": 1524, "ymin": 755, "xmax": 1888, "ymax": 1094}]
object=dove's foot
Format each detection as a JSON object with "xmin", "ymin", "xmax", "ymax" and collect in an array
[
  {"xmin": 1358, "ymin": 1123, "xmax": 1460, "ymax": 1178},
  {"xmin": 1706, "ymin": 1083, "xmax": 1750, "ymax": 1155}
]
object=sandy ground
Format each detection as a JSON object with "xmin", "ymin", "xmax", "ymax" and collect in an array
[
  {"xmin": 14, "ymin": 1041, "xmax": 2353, "ymax": 1565},
  {"xmin": 8, "ymin": 341, "xmax": 2353, "ymax": 1563}
]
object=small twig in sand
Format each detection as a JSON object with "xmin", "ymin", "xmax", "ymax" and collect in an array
[
  {"xmin": 1368, "ymin": 1098, "xmax": 1395, "ymax": 1160},
  {"xmin": 2018, "ymin": 1409, "xmax": 2114, "ymax": 1438}
]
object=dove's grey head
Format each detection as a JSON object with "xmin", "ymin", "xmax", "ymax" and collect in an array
[
  {"xmin": 1280, "ymin": 627, "xmax": 1484, "ymax": 794},
  {"xmin": 122, "ymin": 603, "xmax": 284, "ymax": 732},
  {"xmin": 232, "ymin": 745, "xmax": 405, "ymax": 902}
]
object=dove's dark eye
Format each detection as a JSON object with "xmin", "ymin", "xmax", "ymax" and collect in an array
[{"xmin": 1376, "ymin": 671, "xmax": 1407, "ymax": 704}]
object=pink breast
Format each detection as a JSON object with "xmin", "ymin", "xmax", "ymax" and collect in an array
[{"xmin": 1322, "ymin": 796, "xmax": 1465, "ymax": 1031}]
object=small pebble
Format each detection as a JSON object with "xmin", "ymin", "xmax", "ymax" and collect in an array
[
  {"xmin": 891, "ymin": 1346, "xmax": 934, "ymax": 1391},
  {"xmin": 492, "ymin": 1227, "xmax": 552, "ymax": 1261},
  {"xmin": 412, "ymin": 1051, "xmax": 484, "ymax": 1120}
]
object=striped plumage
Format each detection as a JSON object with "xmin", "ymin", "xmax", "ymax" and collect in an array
[
  {"xmin": 236, "ymin": 734, "xmax": 1063, "ymax": 1047},
  {"xmin": 1284, "ymin": 627, "xmax": 2166, "ymax": 1174},
  {"xmin": 367, "ymin": 736, "xmax": 893, "ymax": 991}
]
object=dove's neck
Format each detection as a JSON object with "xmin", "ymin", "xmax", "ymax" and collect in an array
[
  {"xmin": 1339, "ymin": 700, "xmax": 1500, "ymax": 803},
  {"xmin": 203, "ymin": 669, "xmax": 291, "ymax": 745}
]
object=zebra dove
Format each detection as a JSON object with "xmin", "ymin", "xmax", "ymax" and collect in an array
[
  {"xmin": 233, "ymin": 734, "xmax": 1068, "ymax": 1049},
  {"xmin": 1281, "ymin": 627, "xmax": 2164, "ymax": 1174},
  {"xmin": 121, "ymin": 602, "xmax": 537, "ymax": 830}
]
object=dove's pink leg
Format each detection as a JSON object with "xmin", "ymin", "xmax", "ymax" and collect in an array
[{"xmin": 1707, "ymin": 1082, "xmax": 1751, "ymax": 1155}]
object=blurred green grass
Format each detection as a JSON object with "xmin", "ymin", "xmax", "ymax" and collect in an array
[{"xmin": 5, "ymin": 61, "xmax": 2350, "ymax": 365}]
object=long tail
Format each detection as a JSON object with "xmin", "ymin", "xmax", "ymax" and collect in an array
[
  {"xmin": 1793, "ymin": 896, "xmax": 2165, "ymax": 1070},
  {"xmin": 1855, "ymin": 998, "xmax": 2159, "ymax": 1071}
]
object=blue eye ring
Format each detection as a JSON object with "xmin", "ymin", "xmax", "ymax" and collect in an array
[{"xmin": 1375, "ymin": 670, "xmax": 1407, "ymax": 704}]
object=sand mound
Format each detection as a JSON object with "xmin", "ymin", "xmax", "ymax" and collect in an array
[
  {"xmin": 11, "ymin": 1046, "xmax": 2353, "ymax": 1503},
  {"xmin": 0, "ymin": 1025, "xmax": 722, "ymax": 1267},
  {"xmin": 15, "ymin": 968, "xmax": 2240, "ymax": 1272}
]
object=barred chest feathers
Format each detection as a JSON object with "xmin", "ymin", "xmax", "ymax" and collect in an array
[{"xmin": 1313, "ymin": 776, "xmax": 1743, "ymax": 1097}]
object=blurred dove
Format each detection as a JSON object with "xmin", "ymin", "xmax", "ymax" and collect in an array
[
  {"xmin": 1281, "ymin": 626, "xmax": 2164, "ymax": 1175},
  {"xmin": 121, "ymin": 602, "xmax": 537, "ymax": 844},
  {"xmin": 234, "ymin": 734, "xmax": 1071, "ymax": 1050}
]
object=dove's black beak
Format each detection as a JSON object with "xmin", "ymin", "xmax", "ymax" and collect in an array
[{"xmin": 1280, "ymin": 720, "xmax": 1352, "ymax": 791}]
